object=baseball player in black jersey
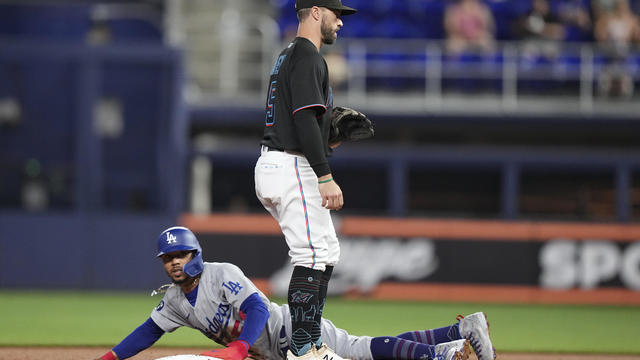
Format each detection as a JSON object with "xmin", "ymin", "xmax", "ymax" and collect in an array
[{"xmin": 254, "ymin": 1, "xmax": 356, "ymax": 359}]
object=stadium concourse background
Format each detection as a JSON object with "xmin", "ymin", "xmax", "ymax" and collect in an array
[{"xmin": 1, "ymin": 0, "xmax": 640, "ymax": 358}]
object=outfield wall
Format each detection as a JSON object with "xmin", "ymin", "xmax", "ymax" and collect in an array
[{"xmin": 182, "ymin": 213, "xmax": 640, "ymax": 305}]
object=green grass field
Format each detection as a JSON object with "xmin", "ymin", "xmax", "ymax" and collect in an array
[{"xmin": 1, "ymin": 290, "xmax": 639, "ymax": 354}]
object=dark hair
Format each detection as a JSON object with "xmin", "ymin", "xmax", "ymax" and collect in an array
[{"xmin": 297, "ymin": 8, "xmax": 312, "ymax": 22}]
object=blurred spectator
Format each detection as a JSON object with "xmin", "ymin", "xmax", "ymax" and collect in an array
[
  {"xmin": 556, "ymin": 0, "xmax": 593, "ymax": 41},
  {"xmin": 514, "ymin": 0, "xmax": 566, "ymax": 60},
  {"xmin": 593, "ymin": 0, "xmax": 640, "ymax": 50},
  {"xmin": 592, "ymin": 0, "xmax": 640, "ymax": 97},
  {"xmin": 592, "ymin": 0, "xmax": 621, "ymax": 19},
  {"xmin": 324, "ymin": 49, "xmax": 349, "ymax": 90},
  {"xmin": 444, "ymin": 0, "xmax": 496, "ymax": 55}
]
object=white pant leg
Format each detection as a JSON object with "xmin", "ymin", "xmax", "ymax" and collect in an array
[
  {"xmin": 321, "ymin": 318, "xmax": 374, "ymax": 360},
  {"xmin": 326, "ymin": 225, "xmax": 340, "ymax": 266},
  {"xmin": 255, "ymin": 149, "xmax": 340, "ymax": 271}
]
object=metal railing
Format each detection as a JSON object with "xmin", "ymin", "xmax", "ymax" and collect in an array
[
  {"xmin": 185, "ymin": 31, "xmax": 640, "ymax": 116},
  {"xmin": 339, "ymin": 39, "xmax": 640, "ymax": 113}
]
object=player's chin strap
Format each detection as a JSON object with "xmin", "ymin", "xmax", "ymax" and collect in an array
[{"xmin": 150, "ymin": 283, "xmax": 174, "ymax": 296}]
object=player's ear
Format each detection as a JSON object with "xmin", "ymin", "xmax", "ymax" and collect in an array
[{"xmin": 311, "ymin": 6, "xmax": 322, "ymax": 21}]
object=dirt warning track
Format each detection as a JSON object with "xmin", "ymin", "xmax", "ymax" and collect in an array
[{"xmin": 1, "ymin": 347, "xmax": 640, "ymax": 360}]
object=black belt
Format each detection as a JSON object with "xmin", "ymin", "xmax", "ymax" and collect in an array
[
  {"xmin": 264, "ymin": 145, "xmax": 284, "ymax": 152},
  {"xmin": 263, "ymin": 145, "xmax": 303, "ymax": 156}
]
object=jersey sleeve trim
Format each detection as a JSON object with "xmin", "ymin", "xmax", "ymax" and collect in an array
[{"xmin": 292, "ymin": 104, "xmax": 327, "ymax": 115}]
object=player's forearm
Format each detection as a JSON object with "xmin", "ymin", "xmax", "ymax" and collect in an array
[
  {"xmin": 238, "ymin": 292, "xmax": 271, "ymax": 346},
  {"xmin": 110, "ymin": 317, "xmax": 164, "ymax": 359},
  {"xmin": 293, "ymin": 108, "xmax": 331, "ymax": 177}
]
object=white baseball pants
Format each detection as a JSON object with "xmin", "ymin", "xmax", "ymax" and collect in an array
[{"xmin": 254, "ymin": 146, "xmax": 340, "ymax": 271}]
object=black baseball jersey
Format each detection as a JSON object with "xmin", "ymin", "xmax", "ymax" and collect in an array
[{"xmin": 261, "ymin": 37, "xmax": 334, "ymax": 156}]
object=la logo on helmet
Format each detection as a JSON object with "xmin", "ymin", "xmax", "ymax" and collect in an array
[{"xmin": 166, "ymin": 232, "xmax": 177, "ymax": 244}]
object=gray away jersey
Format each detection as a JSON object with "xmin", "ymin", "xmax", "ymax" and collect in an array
[
  {"xmin": 151, "ymin": 262, "xmax": 286, "ymax": 359},
  {"xmin": 151, "ymin": 262, "xmax": 372, "ymax": 360}
]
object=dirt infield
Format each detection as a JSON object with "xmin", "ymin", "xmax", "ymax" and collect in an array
[{"xmin": 1, "ymin": 347, "xmax": 640, "ymax": 360}]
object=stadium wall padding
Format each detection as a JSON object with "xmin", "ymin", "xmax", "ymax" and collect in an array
[{"xmin": 0, "ymin": 213, "xmax": 173, "ymax": 290}]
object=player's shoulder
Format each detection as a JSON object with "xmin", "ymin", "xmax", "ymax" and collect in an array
[
  {"xmin": 201, "ymin": 262, "xmax": 245, "ymax": 279},
  {"xmin": 291, "ymin": 37, "xmax": 316, "ymax": 51},
  {"xmin": 204, "ymin": 261, "xmax": 243, "ymax": 272},
  {"xmin": 159, "ymin": 283, "xmax": 182, "ymax": 301},
  {"xmin": 289, "ymin": 37, "xmax": 322, "ymax": 61}
]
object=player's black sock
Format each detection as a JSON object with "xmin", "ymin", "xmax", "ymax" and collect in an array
[
  {"xmin": 313, "ymin": 265, "xmax": 333, "ymax": 348},
  {"xmin": 288, "ymin": 266, "xmax": 322, "ymax": 356}
]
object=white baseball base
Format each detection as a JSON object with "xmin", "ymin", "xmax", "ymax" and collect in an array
[{"xmin": 154, "ymin": 356, "xmax": 223, "ymax": 360}]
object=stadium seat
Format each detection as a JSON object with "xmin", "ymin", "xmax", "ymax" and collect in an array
[
  {"xmin": 371, "ymin": 15, "xmax": 424, "ymax": 38},
  {"xmin": 0, "ymin": 4, "xmax": 92, "ymax": 41},
  {"xmin": 484, "ymin": 0, "xmax": 531, "ymax": 41},
  {"xmin": 102, "ymin": 19, "xmax": 162, "ymax": 43}
]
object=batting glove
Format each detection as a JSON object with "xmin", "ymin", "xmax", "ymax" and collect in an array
[{"xmin": 201, "ymin": 340, "xmax": 249, "ymax": 360}]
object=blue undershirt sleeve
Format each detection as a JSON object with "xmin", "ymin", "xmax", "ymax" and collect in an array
[
  {"xmin": 238, "ymin": 292, "xmax": 271, "ymax": 346},
  {"xmin": 112, "ymin": 317, "xmax": 165, "ymax": 359}
]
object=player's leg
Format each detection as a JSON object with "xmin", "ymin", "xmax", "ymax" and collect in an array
[
  {"xmin": 320, "ymin": 318, "xmax": 469, "ymax": 360},
  {"xmin": 395, "ymin": 324, "xmax": 461, "ymax": 345},
  {"xmin": 275, "ymin": 154, "xmax": 333, "ymax": 357},
  {"xmin": 287, "ymin": 266, "xmax": 323, "ymax": 357},
  {"xmin": 314, "ymin": 222, "xmax": 339, "ymax": 348},
  {"xmin": 287, "ymin": 154, "xmax": 345, "ymax": 357},
  {"xmin": 319, "ymin": 317, "xmax": 372, "ymax": 360},
  {"xmin": 256, "ymin": 151, "xmax": 319, "ymax": 357},
  {"xmin": 314, "ymin": 264, "xmax": 332, "ymax": 347},
  {"xmin": 370, "ymin": 337, "xmax": 469, "ymax": 360},
  {"xmin": 396, "ymin": 313, "xmax": 495, "ymax": 360}
]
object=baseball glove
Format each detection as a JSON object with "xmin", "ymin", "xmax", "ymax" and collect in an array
[{"xmin": 328, "ymin": 106, "xmax": 374, "ymax": 143}]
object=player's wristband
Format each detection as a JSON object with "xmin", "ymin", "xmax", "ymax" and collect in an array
[
  {"xmin": 318, "ymin": 177, "xmax": 333, "ymax": 184},
  {"xmin": 100, "ymin": 350, "xmax": 117, "ymax": 360}
]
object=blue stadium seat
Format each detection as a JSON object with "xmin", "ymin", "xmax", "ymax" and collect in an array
[
  {"xmin": 277, "ymin": 12, "xmax": 299, "ymax": 38},
  {"xmin": 371, "ymin": 15, "xmax": 424, "ymax": 38},
  {"xmin": 484, "ymin": 0, "xmax": 531, "ymax": 41},
  {"xmin": 0, "ymin": 4, "xmax": 92, "ymax": 41},
  {"xmin": 104, "ymin": 19, "xmax": 162, "ymax": 43},
  {"xmin": 417, "ymin": 0, "xmax": 446, "ymax": 39},
  {"xmin": 550, "ymin": 0, "xmax": 593, "ymax": 42},
  {"xmin": 272, "ymin": 0, "xmax": 295, "ymax": 10},
  {"xmin": 344, "ymin": 0, "xmax": 377, "ymax": 14},
  {"xmin": 340, "ymin": 16, "xmax": 373, "ymax": 38},
  {"xmin": 564, "ymin": 25, "xmax": 593, "ymax": 42},
  {"xmin": 627, "ymin": 54, "xmax": 640, "ymax": 78}
]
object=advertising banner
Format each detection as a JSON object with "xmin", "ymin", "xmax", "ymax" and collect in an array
[{"xmin": 183, "ymin": 213, "xmax": 640, "ymax": 304}]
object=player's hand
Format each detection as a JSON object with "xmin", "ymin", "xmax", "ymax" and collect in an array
[
  {"xmin": 97, "ymin": 350, "xmax": 118, "ymax": 360},
  {"xmin": 318, "ymin": 175, "xmax": 343, "ymax": 211},
  {"xmin": 329, "ymin": 141, "xmax": 342, "ymax": 149},
  {"xmin": 201, "ymin": 340, "xmax": 249, "ymax": 360}
]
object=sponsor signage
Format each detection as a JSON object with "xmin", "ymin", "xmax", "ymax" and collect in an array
[
  {"xmin": 200, "ymin": 234, "xmax": 640, "ymax": 294},
  {"xmin": 186, "ymin": 213, "xmax": 640, "ymax": 303}
]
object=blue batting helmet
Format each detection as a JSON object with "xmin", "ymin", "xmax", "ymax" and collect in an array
[{"xmin": 156, "ymin": 226, "xmax": 204, "ymax": 277}]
